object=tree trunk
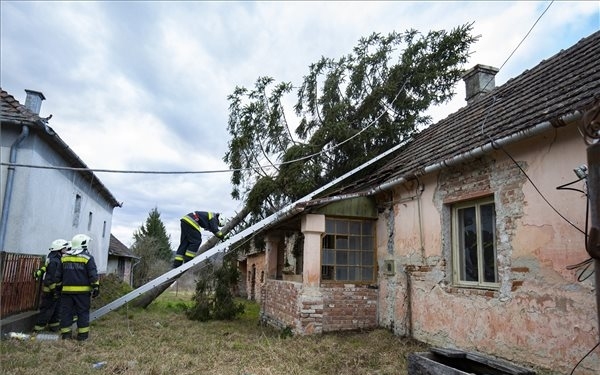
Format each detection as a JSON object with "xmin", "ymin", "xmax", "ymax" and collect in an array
[{"xmin": 131, "ymin": 206, "xmax": 251, "ymax": 308}]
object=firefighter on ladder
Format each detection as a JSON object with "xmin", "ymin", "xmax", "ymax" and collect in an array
[
  {"xmin": 32, "ymin": 239, "xmax": 70, "ymax": 333},
  {"xmin": 173, "ymin": 211, "xmax": 227, "ymax": 268},
  {"xmin": 56, "ymin": 234, "xmax": 99, "ymax": 341}
]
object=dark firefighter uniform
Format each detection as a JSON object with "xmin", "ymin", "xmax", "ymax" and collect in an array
[
  {"xmin": 173, "ymin": 211, "xmax": 225, "ymax": 268},
  {"xmin": 33, "ymin": 250, "xmax": 62, "ymax": 332},
  {"xmin": 57, "ymin": 251, "xmax": 99, "ymax": 340}
]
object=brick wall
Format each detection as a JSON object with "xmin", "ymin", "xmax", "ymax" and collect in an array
[
  {"xmin": 261, "ymin": 280, "xmax": 378, "ymax": 335},
  {"xmin": 322, "ymin": 284, "xmax": 378, "ymax": 332},
  {"xmin": 260, "ymin": 279, "xmax": 300, "ymax": 330}
]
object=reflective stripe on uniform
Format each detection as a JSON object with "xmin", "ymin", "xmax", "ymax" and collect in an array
[
  {"xmin": 184, "ymin": 251, "xmax": 196, "ymax": 258},
  {"xmin": 182, "ymin": 215, "xmax": 201, "ymax": 231},
  {"xmin": 62, "ymin": 285, "xmax": 92, "ymax": 293},
  {"xmin": 62, "ymin": 255, "xmax": 89, "ymax": 263},
  {"xmin": 77, "ymin": 326, "xmax": 90, "ymax": 333},
  {"xmin": 175, "ymin": 255, "xmax": 184, "ymax": 261}
]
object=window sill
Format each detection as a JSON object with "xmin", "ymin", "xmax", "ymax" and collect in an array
[{"xmin": 445, "ymin": 285, "xmax": 499, "ymax": 298}]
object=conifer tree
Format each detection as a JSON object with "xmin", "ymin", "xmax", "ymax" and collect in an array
[{"xmin": 133, "ymin": 207, "xmax": 172, "ymax": 262}]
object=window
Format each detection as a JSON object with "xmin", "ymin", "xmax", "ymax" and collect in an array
[
  {"xmin": 87, "ymin": 212, "xmax": 93, "ymax": 231},
  {"xmin": 452, "ymin": 197, "xmax": 498, "ymax": 287},
  {"xmin": 321, "ymin": 218, "xmax": 375, "ymax": 282},
  {"xmin": 72, "ymin": 194, "xmax": 82, "ymax": 227}
]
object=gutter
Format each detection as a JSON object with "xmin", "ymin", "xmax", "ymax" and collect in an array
[
  {"xmin": 300, "ymin": 111, "xmax": 583, "ymax": 208},
  {"xmin": 0, "ymin": 125, "xmax": 30, "ymax": 249}
]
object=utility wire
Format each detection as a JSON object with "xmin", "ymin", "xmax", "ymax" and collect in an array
[{"xmin": 1, "ymin": 75, "xmax": 411, "ymax": 176}]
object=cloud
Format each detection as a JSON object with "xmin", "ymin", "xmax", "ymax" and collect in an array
[{"xmin": 2, "ymin": 1, "xmax": 598, "ymax": 247}]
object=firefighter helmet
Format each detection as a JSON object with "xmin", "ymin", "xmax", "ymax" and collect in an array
[
  {"xmin": 70, "ymin": 234, "xmax": 91, "ymax": 254},
  {"xmin": 218, "ymin": 214, "xmax": 226, "ymax": 227},
  {"xmin": 49, "ymin": 239, "xmax": 69, "ymax": 252}
]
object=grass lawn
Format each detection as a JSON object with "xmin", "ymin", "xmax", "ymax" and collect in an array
[{"xmin": 1, "ymin": 291, "xmax": 429, "ymax": 375}]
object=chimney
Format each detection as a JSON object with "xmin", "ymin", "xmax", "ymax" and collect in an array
[
  {"xmin": 462, "ymin": 64, "xmax": 499, "ymax": 105},
  {"xmin": 24, "ymin": 89, "xmax": 46, "ymax": 114}
]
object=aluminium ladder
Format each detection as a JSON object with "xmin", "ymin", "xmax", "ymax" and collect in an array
[{"xmin": 89, "ymin": 139, "xmax": 409, "ymax": 322}]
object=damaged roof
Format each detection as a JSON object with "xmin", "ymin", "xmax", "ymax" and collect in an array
[{"xmin": 325, "ymin": 30, "xmax": 600, "ymax": 196}]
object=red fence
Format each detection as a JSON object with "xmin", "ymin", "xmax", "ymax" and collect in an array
[{"xmin": 0, "ymin": 252, "xmax": 43, "ymax": 318}]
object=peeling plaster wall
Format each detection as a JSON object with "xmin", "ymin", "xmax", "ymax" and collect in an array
[
  {"xmin": 377, "ymin": 126, "xmax": 598, "ymax": 374},
  {"xmin": 245, "ymin": 252, "xmax": 266, "ymax": 302}
]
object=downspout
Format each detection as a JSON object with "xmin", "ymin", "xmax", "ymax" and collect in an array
[{"xmin": 0, "ymin": 125, "xmax": 30, "ymax": 250}]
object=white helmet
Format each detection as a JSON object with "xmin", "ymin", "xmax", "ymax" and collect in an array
[
  {"xmin": 49, "ymin": 239, "xmax": 69, "ymax": 252},
  {"xmin": 70, "ymin": 234, "xmax": 91, "ymax": 255},
  {"xmin": 218, "ymin": 214, "xmax": 226, "ymax": 227}
]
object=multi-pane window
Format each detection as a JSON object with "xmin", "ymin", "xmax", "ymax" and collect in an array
[
  {"xmin": 321, "ymin": 218, "xmax": 375, "ymax": 282},
  {"xmin": 452, "ymin": 197, "xmax": 498, "ymax": 287}
]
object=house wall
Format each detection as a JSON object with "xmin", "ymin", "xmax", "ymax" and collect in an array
[
  {"xmin": 0, "ymin": 128, "xmax": 113, "ymax": 273},
  {"xmin": 377, "ymin": 125, "xmax": 598, "ymax": 373},
  {"xmin": 245, "ymin": 252, "xmax": 266, "ymax": 302},
  {"xmin": 260, "ymin": 214, "xmax": 379, "ymax": 335},
  {"xmin": 107, "ymin": 256, "xmax": 134, "ymax": 286}
]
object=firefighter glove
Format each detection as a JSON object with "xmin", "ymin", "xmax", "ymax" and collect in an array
[
  {"xmin": 52, "ymin": 289, "xmax": 60, "ymax": 300},
  {"xmin": 91, "ymin": 285, "xmax": 100, "ymax": 298},
  {"xmin": 33, "ymin": 268, "xmax": 44, "ymax": 279}
]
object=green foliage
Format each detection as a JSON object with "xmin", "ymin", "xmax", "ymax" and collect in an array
[
  {"xmin": 131, "ymin": 236, "xmax": 171, "ymax": 288},
  {"xmin": 91, "ymin": 273, "xmax": 133, "ymax": 310},
  {"xmin": 133, "ymin": 207, "xmax": 172, "ymax": 262},
  {"xmin": 280, "ymin": 325, "xmax": 294, "ymax": 339},
  {"xmin": 224, "ymin": 25, "xmax": 478, "ymax": 223},
  {"xmin": 186, "ymin": 260, "xmax": 245, "ymax": 322}
]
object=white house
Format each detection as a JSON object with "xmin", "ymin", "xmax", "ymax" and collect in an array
[{"xmin": 0, "ymin": 88, "xmax": 121, "ymax": 273}]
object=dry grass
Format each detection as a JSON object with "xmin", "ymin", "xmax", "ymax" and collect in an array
[{"xmin": 1, "ymin": 291, "xmax": 429, "ymax": 375}]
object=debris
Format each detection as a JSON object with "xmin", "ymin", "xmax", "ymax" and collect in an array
[{"xmin": 92, "ymin": 361, "xmax": 107, "ymax": 369}]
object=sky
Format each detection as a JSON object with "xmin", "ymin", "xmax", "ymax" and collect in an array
[{"xmin": 1, "ymin": 1, "xmax": 598, "ymax": 247}]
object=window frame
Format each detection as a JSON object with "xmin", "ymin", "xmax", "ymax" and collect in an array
[
  {"xmin": 451, "ymin": 196, "xmax": 499, "ymax": 289},
  {"xmin": 321, "ymin": 216, "xmax": 376, "ymax": 284}
]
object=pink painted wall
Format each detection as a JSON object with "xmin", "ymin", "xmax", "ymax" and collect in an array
[{"xmin": 377, "ymin": 125, "xmax": 598, "ymax": 374}]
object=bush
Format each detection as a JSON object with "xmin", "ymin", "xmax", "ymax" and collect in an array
[
  {"xmin": 186, "ymin": 260, "xmax": 244, "ymax": 321},
  {"xmin": 91, "ymin": 273, "xmax": 133, "ymax": 310}
]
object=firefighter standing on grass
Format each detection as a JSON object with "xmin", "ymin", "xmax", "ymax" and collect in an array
[
  {"xmin": 173, "ymin": 211, "xmax": 226, "ymax": 268},
  {"xmin": 57, "ymin": 234, "xmax": 99, "ymax": 341},
  {"xmin": 32, "ymin": 239, "xmax": 70, "ymax": 333}
]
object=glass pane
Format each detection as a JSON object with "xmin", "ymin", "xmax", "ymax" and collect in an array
[
  {"xmin": 322, "ymin": 249, "xmax": 334, "ymax": 265},
  {"xmin": 348, "ymin": 251, "xmax": 359, "ymax": 265},
  {"xmin": 349, "ymin": 236, "xmax": 359, "ymax": 249},
  {"xmin": 322, "ymin": 265, "xmax": 334, "ymax": 280},
  {"xmin": 362, "ymin": 267, "xmax": 373, "ymax": 281},
  {"xmin": 362, "ymin": 221, "xmax": 373, "ymax": 235},
  {"xmin": 336, "ymin": 266, "xmax": 348, "ymax": 280},
  {"xmin": 336, "ymin": 251, "xmax": 348, "ymax": 265},
  {"xmin": 348, "ymin": 267, "xmax": 358, "ymax": 281},
  {"xmin": 336, "ymin": 235, "xmax": 348, "ymax": 249},
  {"xmin": 480, "ymin": 203, "xmax": 497, "ymax": 283},
  {"xmin": 326, "ymin": 219, "xmax": 335, "ymax": 233},
  {"xmin": 322, "ymin": 234, "xmax": 335, "ymax": 249},
  {"xmin": 336, "ymin": 220, "xmax": 348, "ymax": 234},
  {"xmin": 362, "ymin": 251, "xmax": 374, "ymax": 266},
  {"xmin": 349, "ymin": 221, "xmax": 361, "ymax": 234},
  {"xmin": 362, "ymin": 236, "xmax": 373, "ymax": 250},
  {"xmin": 458, "ymin": 207, "xmax": 478, "ymax": 282}
]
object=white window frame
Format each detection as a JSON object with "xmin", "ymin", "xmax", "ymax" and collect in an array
[{"xmin": 321, "ymin": 217, "xmax": 376, "ymax": 283}]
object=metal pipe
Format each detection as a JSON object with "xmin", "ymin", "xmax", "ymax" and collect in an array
[
  {"xmin": 301, "ymin": 111, "xmax": 583, "ymax": 207},
  {"xmin": 0, "ymin": 125, "xmax": 30, "ymax": 250},
  {"xmin": 423, "ymin": 111, "xmax": 583, "ymax": 174},
  {"xmin": 586, "ymin": 142, "xmax": 600, "ymax": 339}
]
